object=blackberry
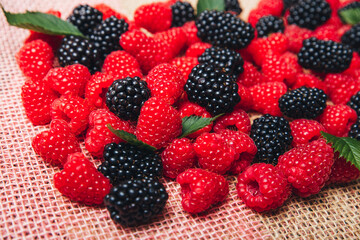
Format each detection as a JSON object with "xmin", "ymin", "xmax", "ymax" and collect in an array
[
  {"xmin": 89, "ymin": 16, "xmax": 129, "ymax": 61},
  {"xmin": 347, "ymin": 91, "xmax": 360, "ymax": 116},
  {"xmin": 341, "ymin": 24, "xmax": 360, "ymax": 54},
  {"xmin": 225, "ymin": 0, "xmax": 242, "ymax": 15},
  {"xmin": 196, "ymin": 10, "xmax": 255, "ymax": 49},
  {"xmin": 349, "ymin": 120, "xmax": 360, "ymax": 140},
  {"xmin": 287, "ymin": 0, "xmax": 331, "ymax": 30},
  {"xmin": 98, "ymin": 143, "xmax": 162, "ymax": 185},
  {"xmin": 198, "ymin": 46, "xmax": 244, "ymax": 80},
  {"xmin": 184, "ymin": 63, "xmax": 240, "ymax": 116},
  {"xmin": 338, "ymin": 2, "xmax": 360, "ymax": 23},
  {"xmin": 104, "ymin": 178, "xmax": 168, "ymax": 226},
  {"xmin": 283, "ymin": 0, "xmax": 299, "ymax": 13},
  {"xmin": 298, "ymin": 37, "xmax": 353, "ymax": 73},
  {"xmin": 256, "ymin": 15, "xmax": 285, "ymax": 38},
  {"xmin": 57, "ymin": 35, "xmax": 102, "ymax": 74},
  {"xmin": 171, "ymin": 1, "xmax": 195, "ymax": 27},
  {"xmin": 278, "ymin": 87, "xmax": 327, "ymax": 119},
  {"xmin": 67, "ymin": 4, "xmax": 103, "ymax": 36},
  {"xmin": 105, "ymin": 77, "xmax": 151, "ymax": 121},
  {"xmin": 250, "ymin": 114, "xmax": 292, "ymax": 165}
]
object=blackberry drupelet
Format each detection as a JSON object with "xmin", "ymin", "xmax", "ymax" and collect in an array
[
  {"xmin": 298, "ymin": 37, "xmax": 353, "ymax": 73},
  {"xmin": 104, "ymin": 178, "xmax": 168, "ymax": 226},
  {"xmin": 278, "ymin": 87, "xmax": 327, "ymax": 119},
  {"xmin": 283, "ymin": 0, "xmax": 299, "ymax": 13},
  {"xmin": 90, "ymin": 16, "xmax": 129, "ymax": 61},
  {"xmin": 196, "ymin": 10, "xmax": 255, "ymax": 49},
  {"xmin": 256, "ymin": 15, "xmax": 285, "ymax": 38},
  {"xmin": 198, "ymin": 46, "xmax": 244, "ymax": 80},
  {"xmin": 341, "ymin": 24, "xmax": 360, "ymax": 53},
  {"xmin": 338, "ymin": 2, "xmax": 360, "ymax": 23},
  {"xmin": 250, "ymin": 114, "xmax": 292, "ymax": 165},
  {"xmin": 67, "ymin": 4, "xmax": 103, "ymax": 36},
  {"xmin": 106, "ymin": 77, "xmax": 151, "ymax": 121},
  {"xmin": 171, "ymin": 1, "xmax": 195, "ymax": 27},
  {"xmin": 347, "ymin": 91, "xmax": 360, "ymax": 116},
  {"xmin": 98, "ymin": 143, "xmax": 162, "ymax": 185},
  {"xmin": 184, "ymin": 63, "xmax": 240, "ymax": 116},
  {"xmin": 287, "ymin": 0, "xmax": 331, "ymax": 30},
  {"xmin": 57, "ymin": 35, "xmax": 102, "ymax": 74},
  {"xmin": 348, "ymin": 120, "xmax": 360, "ymax": 140},
  {"xmin": 225, "ymin": 0, "xmax": 242, "ymax": 15}
]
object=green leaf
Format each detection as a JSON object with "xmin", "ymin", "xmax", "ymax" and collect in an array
[
  {"xmin": 107, "ymin": 124, "xmax": 157, "ymax": 152},
  {"xmin": 180, "ymin": 114, "xmax": 223, "ymax": 138},
  {"xmin": 197, "ymin": 0, "xmax": 225, "ymax": 15},
  {"xmin": 338, "ymin": 7, "xmax": 360, "ymax": 25},
  {"xmin": 1, "ymin": 5, "xmax": 85, "ymax": 37},
  {"xmin": 321, "ymin": 131, "xmax": 360, "ymax": 171}
]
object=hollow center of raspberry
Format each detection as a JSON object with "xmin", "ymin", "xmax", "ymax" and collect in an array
[
  {"xmin": 226, "ymin": 125, "xmax": 238, "ymax": 131},
  {"xmin": 100, "ymin": 88, "xmax": 108, "ymax": 105},
  {"xmin": 247, "ymin": 181, "xmax": 260, "ymax": 196}
]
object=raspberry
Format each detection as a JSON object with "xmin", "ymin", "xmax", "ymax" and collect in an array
[
  {"xmin": 236, "ymin": 61, "xmax": 264, "ymax": 87},
  {"xmin": 277, "ymin": 139, "xmax": 334, "ymax": 197},
  {"xmin": 182, "ymin": 21, "xmax": 201, "ymax": 47},
  {"xmin": 261, "ymin": 52, "xmax": 289, "ymax": 83},
  {"xmin": 16, "ymin": 40, "xmax": 54, "ymax": 81},
  {"xmin": 325, "ymin": 74, "xmax": 360, "ymax": 105},
  {"xmin": 256, "ymin": 15, "xmax": 284, "ymax": 38},
  {"xmin": 318, "ymin": 104, "xmax": 357, "ymax": 137},
  {"xmin": 176, "ymin": 168, "xmax": 229, "ymax": 213},
  {"xmin": 344, "ymin": 52, "xmax": 360, "ymax": 78},
  {"xmin": 85, "ymin": 72, "xmax": 116, "ymax": 108},
  {"xmin": 279, "ymin": 51, "xmax": 303, "ymax": 86},
  {"xmin": 94, "ymin": 3, "xmax": 129, "ymax": 22},
  {"xmin": 54, "ymin": 153, "xmax": 112, "ymax": 205},
  {"xmin": 85, "ymin": 109, "xmax": 135, "ymax": 158},
  {"xmin": 136, "ymin": 97, "xmax": 182, "ymax": 149},
  {"xmin": 21, "ymin": 80, "xmax": 58, "ymax": 126},
  {"xmin": 284, "ymin": 24, "xmax": 312, "ymax": 53},
  {"xmin": 248, "ymin": 8, "xmax": 272, "ymax": 27},
  {"xmin": 257, "ymin": 0, "xmax": 284, "ymax": 17},
  {"xmin": 67, "ymin": 4, "xmax": 103, "ymax": 36},
  {"xmin": 104, "ymin": 178, "xmax": 168, "ymax": 226},
  {"xmin": 170, "ymin": 1, "xmax": 195, "ymax": 27},
  {"xmin": 290, "ymin": 119, "xmax": 326, "ymax": 147},
  {"xmin": 347, "ymin": 91, "xmax": 360, "ymax": 116},
  {"xmin": 134, "ymin": 2, "xmax": 172, "ymax": 33},
  {"xmin": 234, "ymin": 83, "xmax": 253, "ymax": 111},
  {"xmin": 185, "ymin": 42, "xmax": 212, "ymax": 58},
  {"xmin": 170, "ymin": 57, "xmax": 199, "ymax": 79},
  {"xmin": 213, "ymin": 109, "xmax": 251, "ymax": 134},
  {"xmin": 313, "ymin": 24, "xmax": 340, "ymax": 42},
  {"xmin": 153, "ymin": 27, "xmax": 187, "ymax": 58},
  {"xmin": 348, "ymin": 120, "xmax": 360, "ymax": 140},
  {"xmin": 32, "ymin": 119, "xmax": 81, "ymax": 166},
  {"xmin": 327, "ymin": 152, "xmax": 360, "ymax": 185},
  {"xmin": 236, "ymin": 163, "xmax": 291, "ymax": 212},
  {"xmin": 161, "ymin": 138, "xmax": 196, "ymax": 179},
  {"xmin": 193, "ymin": 132, "xmax": 236, "ymax": 174},
  {"xmin": 225, "ymin": 0, "xmax": 242, "ymax": 15},
  {"xmin": 292, "ymin": 73, "xmax": 328, "ymax": 93}
]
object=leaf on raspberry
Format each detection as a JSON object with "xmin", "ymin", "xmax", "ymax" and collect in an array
[
  {"xmin": 180, "ymin": 114, "xmax": 223, "ymax": 138},
  {"xmin": 197, "ymin": 0, "xmax": 225, "ymax": 15},
  {"xmin": 321, "ymin": 131, "xmax": 360, "ymax": 171},
  {"xmin": 338, "ymin": 7, "xmax": 360, "ymax": 25}
]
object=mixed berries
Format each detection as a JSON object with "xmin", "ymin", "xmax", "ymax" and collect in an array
[{"xmin": 15, "ymin": 0, "xmax": 360, "ymax": 228}]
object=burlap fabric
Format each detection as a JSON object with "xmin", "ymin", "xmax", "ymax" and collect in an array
[{"xmin": 0, "ymin": 0, "xmax": 359, "ymax": 239}]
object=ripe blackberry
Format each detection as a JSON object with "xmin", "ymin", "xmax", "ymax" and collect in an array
[
  {"xmin": 338, "ymin": 2, "xmax": 360, "ymax": 23},
  {"xmin": 170, "ymin": 1, "xmax": 195, "ymax": 27},
  {"xmin": 198, "ymin": 46, "xmax": 244, "ymax": 80},
  {"xmin": 250, "ymin": 114, "xmax": 292, "ymax": 165},
  {"xmin": 348, "ymin": 91, "xmax": 360, "ymax": 116},
  {"xmin": 184, "ymin": 63, "xmax": 240, "ymax": 116},
  {"xmin": 298, "ymin": 37, "xmax": 353, "ymax": 73},
  {"xmin": 90, "ymin": 16, "xmax": 129, "ymax": 61},
  {"xmin": 57, "ymin": 35, "xmax": 102, "ymax": 74},
  {"xmin": 287, "ymin": 0, "xmax": 331, "ymax": 30},
  {"xmin": 279, "ymin": 87, "xmax": 327, "ymax": 119},
  {"xmin": 225, "ymin": 0, "xmax": 242, "ymax": 15},
  {"xmin": 283, "ymin": 0, "xmax": 299, "ymax": 13},
  {"xmin": 256, "ymin": 15, "xmax": 284, "ymax": 38},
  {"xmin": 98, "ymin": 143, "xmax": 162, "ymax": 185},
  {"xmin": 67, "ymin": 4, "xmax": 103, "ymax": 36},
  {"xmin": 104, "ymin": 178, "xmax": 168, "ymax": 226},
  {"xmin": 106, "ymin": 77, "xmax": 151, "ymax": 121},
  {"xmin": 341, "ymin": 24, "xmax": 360, "ymax": 54},
  {"xmin": 196, "ymin": 10, "xmax": 255, "ymax": 49},
  {"xmin": 348, "ymin": 120, "xmax": 360, "ymax": 140}
]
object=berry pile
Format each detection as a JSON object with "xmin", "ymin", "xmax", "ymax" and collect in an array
[{"xmin": 15, "ymin": 0, "xmax": 360, "ymax": 227}]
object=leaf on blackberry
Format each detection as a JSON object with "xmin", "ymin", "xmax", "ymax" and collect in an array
[
  {"xmin": 1, "ymin": 5, "xmax": 85, "ymax": 37},
  {"xmin": 197, "ymin": 0, "xmax": 225, "ymax": 15},
  {"xmin": 321, "ymin": 131, "xmax": 360, "ymax": 171},
  {"xmin": 107, "ymin": 124, "xmax": 157, "ymax": 152},
  {"xmin": 338, "ymin": 7, "xmax": 360, "ymax": 25},
  {"xmin": 180, "ymin": 114, "xmax": 222, "ymax": 138}
]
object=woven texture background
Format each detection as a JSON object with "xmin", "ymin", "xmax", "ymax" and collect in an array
[{"xmin": 0, "ymin": 0, "xmax": 359, "ymax": 239}]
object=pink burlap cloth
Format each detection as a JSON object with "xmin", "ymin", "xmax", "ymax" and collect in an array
[{"xmin": 0, "ymin": 0, "xmax": 359, "ymax": 239}]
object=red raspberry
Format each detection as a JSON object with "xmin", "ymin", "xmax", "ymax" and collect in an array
[
  {"xmin": 21, "ymin": 80, "xmax": 58, "ymax": 126},
  {"xmin": 51, "ymin": 95, "xmax": 92, "ymax": 136},
  {"xmin": 257, "ymin": 0, "xmax": 284, "ymax": 17},
  {"xmin": 326, "ymin": 152, "xmax": 360, "ymax": 185},
  {"xmin": 343, "ymin": 52, "xmax": 360, "ymax": 78},
  {"xmin": 85, "ymin": 109, "xmax": 135, "ymax": 158},
  {"xmin": 318, "ymin": 104, "xmax": 357, "ymax": 137},
  {"xmin": 284, "ymin": 25, "xmax": 312, "ymax": 53},
  {"xmin": 32, "ymin": 119, "xmax": 81, "ymax": 166},
  {"xmin": 280, "ymin": 52, "xmax": 303, "ymax": 86},
  {"xmin": 101, "ymin": 50, "xmax": 143, "ymax": 79},
  {"xmin": 54, "ymin": 152, "xmax": 112, "ymax": 205},
  {"xmin": 277, "ymin": 139, "xmax": 334, "ymax": 197},
  {"xmin": 236, "ymin": 163, "xmax": 291, "ymax": 212},
  {"xmin": 292, "ymin": 73, "xmax": 328, "ymax": 94},
  {"xmin": 94, "ymin": 3, "xmax": 129, "ymax": 22},
  {"xmin": 326, "ymin": 0, "xmax": 340, "ymax": 12},
  {"xmin": 153, "ymin": 27, "xmax": 187, "ymax": 58},
  {"xmin": 161, "ymin": 138, "xmax": 196, "ymax": 179},
  {"xmin": 220, "ymin": 129, "xmax": 257, "ymax": 175},
  {"xmin": 134, "ymin": 2, "xmax": 172, "ymax": 33},
  {"xmin": 324, "ymin": 74, "xmax": 360, "ymax": 105},
  {"xmin": 213, "ymin": 109, "xmax": 251, "ymax": 134},
  {"xmin": 182, "ymin": 21, "xmax": 201, "ymax": 47},
  {"xmin": 261, "ymin": 53, "xmax": 289, "ymax": 83},
  {"xmin": 145, "ymin": 63, "xmax": 185, "ymax": 104},
  {"xmin": 44, "ymin": 64, "xmax": 91, "ymax": 96},
  {"xmin": 290, "ymin": 119, "xmax": 326, "ymax": 147},
  {"xmin": 313, "ymin": 24, "xmax": 340, "ymax": 42},
  {"xmin": 193, "ymin": 133, "xmax": 236, "ymax": 174},
  {"xmin": 136, "ymin": 97, "xmax": 182, "ymax": 149},
  {"xmin": 249, "ymin": 82, "xmax": 287, "ymax": 116},
  {"xmin": 16, "ymin": 40, "xmax": 54, "ymax": 81},
  {"xmin": 170, "ymin": 57, "xmax": 199, "ymax": 79},
  {"xmin": 234, "ymin": 83, "xmax": 253, "ymax": 111},
  {"xmin": 236, "ymin": 61, "xmax": 264, "ymax": 87},
  {"xmin": 185, "ymin": 42, "xmax": 212, "ymax": 58},
  {"xmin": 85, "ymin": 72, "xmax": 116, "ymax": 108},
  {"xmin": 176, "ymin": 168, "xmax": 229, "ymax": 213},
  {"xmin": 248, "ymin": 8, "xmax": 273, "ymax": 27}
]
